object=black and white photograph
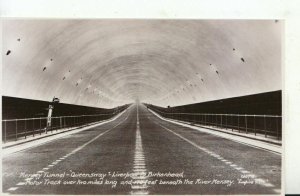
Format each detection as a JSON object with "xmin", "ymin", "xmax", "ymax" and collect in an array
[{"xmin": 1, "ymin": 18, "xmax": 284, "ymax": 195}]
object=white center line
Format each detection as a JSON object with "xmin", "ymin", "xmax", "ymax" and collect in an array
[{"xmin": 131, "ymin": 106, "xmax": 149, "ymax": 195}]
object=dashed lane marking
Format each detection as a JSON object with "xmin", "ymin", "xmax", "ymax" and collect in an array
[
  {"xmin": 133, "ymin": 169, "xmax": 148, "ymax": 172},
  {"xmin": 7, "ymin": 187, "xmax": 19, "ymax": 191},
  {"xmin": 130, "ymin": 190, "xmax": 149, "ymax": 195},
  {"xmin": 132, "ymin": 185, "xmax": 148, "ymax": 189},
  {"xmin": 133, "ymin": 165, "xmax": 146, "ymax": 169},
  {"xmin": 7, "ymin": 110, "xmax": 130, "ymax": 193},
  {"xmin": 155, "ymin": 122, "xmax": 280, "ymax": 194},
  {"xmin": 130, "ymin": 105, "xmax": 149, "ymax": 195}
]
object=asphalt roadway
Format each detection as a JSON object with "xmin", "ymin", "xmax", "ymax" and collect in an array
[{"xmin": 2, "ymin": 104, "xmax": 281, "ymax": 195}]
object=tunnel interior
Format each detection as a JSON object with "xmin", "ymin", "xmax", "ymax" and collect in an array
[{"xmin": 1, "ymin": 19, "xmax": 283, "ymax": 195}]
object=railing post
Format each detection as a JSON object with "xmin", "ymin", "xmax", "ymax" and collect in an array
[
  {"xmin": 40, "ymin": 117, "xmax": 42, "ymax": 135},
  {"xmin": 245, "ymin": 115, "xmax": 248, "ymax": 134},
  {"xmin": 220, "ymin": 114, "xmax": 222, "ymax": 128},
  {"xmin": 264, "ymin": 115, "xmax": 267, "ymax": 138},
  {"xmin": 4, "ymin": 121, "xmax": 7, "ymax": 143},
  {"xmin": 16, "ymin": 120, "xmax": 18, "ymax": 141},
  {"xmin": 25, "ymin": 120, "xmax": 27, "ymax": 139},
  {"xmin": 238, "ymin": 115, "xmax": 240, "ymax": 133},
  {"xmin": 225, "ymin": 115, "xmax": 227, "ymax": 129},
  {"xmin": 254, "ymin": 115, "xmax": 256, "ymax": 136},
  {"xmin": 231, "ymin": 115, "xmax": 233, "ymax": 131},
  {"xmin": 276, "ymin": 117, "xmax": 279, "ymax": 140},
  {"xmin": 33, "ymin": 119, "xmax": 35, "ymax": 137},
  {"xmin": 51, "ymin": 117, "xmax": 53, "ymax": 133},
  {"xmin": 204, "ymin": 114, "xmax": 206, "ymax": 126},
  {"xmin": 60, "ymin": 117, "xmax": 62, "ymax": 129}
]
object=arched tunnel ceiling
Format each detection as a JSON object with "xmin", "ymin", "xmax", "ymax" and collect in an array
[{"xmin": 2, "ymin": 20, "xmax": 282, "ymax": 108}]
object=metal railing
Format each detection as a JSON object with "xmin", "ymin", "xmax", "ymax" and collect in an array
[
  {"xmin": 149, "ymin": 108, "xmax": 282, "ymax": 140},
  {"xmin": 2, "ymin": 111, "xmax": 122, "ymax": 143}
]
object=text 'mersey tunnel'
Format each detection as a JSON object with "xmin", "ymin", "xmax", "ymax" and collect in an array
[{"xmin": 2, "ymin": 20, "xmax": 282, "ymax": 195}]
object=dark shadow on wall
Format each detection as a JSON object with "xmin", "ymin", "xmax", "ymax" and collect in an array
[
  {"xmin": 2, "ymin": 96, "xmax": 128, "ymax": 120},
  {"xmin": 147, "ymin": 90, "xmax": 282, "ymax": 115}
]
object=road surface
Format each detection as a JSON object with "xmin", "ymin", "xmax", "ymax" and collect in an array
[{"xmin": 2, "ymin": 104, "xmax": 281, "ymax": 195}]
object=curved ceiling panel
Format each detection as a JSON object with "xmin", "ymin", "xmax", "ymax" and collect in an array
[{"xmin": 2, "ymin": 20, "xmax": 281, "ymax": 108}]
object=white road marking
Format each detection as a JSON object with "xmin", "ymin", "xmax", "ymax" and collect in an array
[
  {"xmin": 235, "ymin": 167, "xmax": 244, "ymax": 170},
  {"xmin": 155, "ymin": 122, "xmax": 279, "ymax": 192},
  {"xmin": 131, "ymin": 105, "xmax": 149, "ymax": 195},
  {"xmin": 133, "ymin": 169, "xmax": 147, "ymax": 172},
  {"xmin": 7, "ymin": 187, "xmax": 19, "ymax": 191},
  {"xmin": 134, "ymin": 163, "xmax": 146, "ymax": 167},
  {"xmin": 132, "ymin": 185, "xmax": 148, "ymax": 189},
  {"xmin": 134, "ymin": 158, "xmax": 145, "ymax": 161},
  {"xmin": 7, "ymin": 108, "xmax": 131, "ymax": 193},
  {"xmin": 130, "ymin": 190, "xmax": 149, "ymax": 195},
  {"xmin": 134, "ymin": 159, "xmax": 145, "ymax": 162},
  {"xmin": 134, "ymin": 165, "xmax": 146, "ymax": 169},
  {"xmin": 241, "ymin": 170, "xmax": 250, "ymax": 174}
]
